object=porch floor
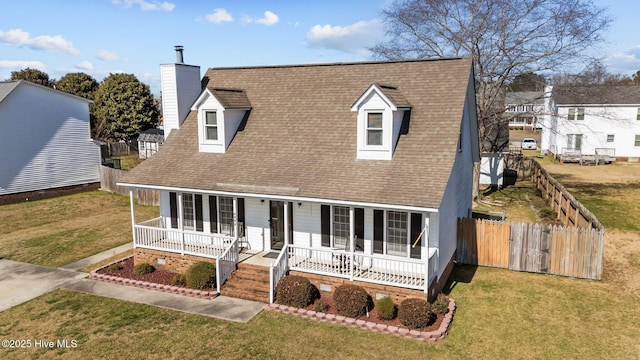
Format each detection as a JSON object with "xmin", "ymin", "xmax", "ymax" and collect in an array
[{"xmin": 238, "ymin": 250, "xmax": 276, "ymax": 267}]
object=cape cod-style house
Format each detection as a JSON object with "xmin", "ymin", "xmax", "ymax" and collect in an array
[{"xmin": 119, "ymin": 49, "xmax": 479, "ymax": 303}]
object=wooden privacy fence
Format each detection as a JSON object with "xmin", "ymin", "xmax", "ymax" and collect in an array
[
  {"xmin": 530, "ymin": 159, "xmax": 604, "ymax": 230},
  {"xmin": 457, "ymin": 218, "xmax": 604, "ymax": 280},
  {"xmin": 99, "ymin": 165, "xmax": 158, "ymax": 206}
]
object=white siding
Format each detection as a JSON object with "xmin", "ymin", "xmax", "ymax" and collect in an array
[
  {"xmin": 0, "ymin": 82, "xmax": 100, "ymax": 196},
  {"xmin": 436, "ymin": 87, "xmax": 475, "ymax": 278},
  {"xmin": 245, "ymin": 198, "xmax": 269, "ymax": 251},
  {"xmin": 160, "ymin": 63, "xmax": 200, "ymax": 139},
  {"xmin": 479, "ymin": 154, "xmax": 504, "ymax": 187},
  {"xmin": 542, "ymin": 105, "xmax": 640, "ymax": 159}
]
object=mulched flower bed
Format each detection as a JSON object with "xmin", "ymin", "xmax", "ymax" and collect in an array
[
  {"xmin": 267, "ymin": 296, "xmax": 455, "ymax": 343},
  {"xmin": 91, "ymin": 256, "xmax": 217, "ymax": 299},
  {"xmin": 305, "ymin": 295, "xmax": 444, "ymax": 332},
  {"xmin": 96, "ymin": 256, "xmax": 178, "ymax": 286}
]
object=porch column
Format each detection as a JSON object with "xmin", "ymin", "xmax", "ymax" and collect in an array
[
  {"xmin": 283, "ymin": 201, "xmax": 289, "ymax": 246},
  {"xmin": 349, "ymin": 207, "xmax": 355, "ymax": 281},
  {"xmin": 129, "ymin": 190, "xmax": 136, "ymax": 248},
  {"xmin": 233, "ymin": 197, "xmax": 238, "ymax": 240},
  {"xmin": 424, "ymin": 216, "xmax": 431, "ymax": 294},
  {"xmin": 177, "ymin": 193, "xmax": 184, "ymax": 255}
]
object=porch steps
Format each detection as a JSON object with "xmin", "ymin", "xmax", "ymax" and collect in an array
[{"xmin": 221, "ymin": 263, "xmax": 271, "ymax": 303}]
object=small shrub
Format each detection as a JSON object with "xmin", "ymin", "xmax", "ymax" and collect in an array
[
  {"xmin": 172, "ymin": 273, "xmax": 187, "ymax": 287},
  {"xmin": 333, "ymin": 284, "xmax": 371, "ymax": 318},
  {"xmin": 432, "ymin": 293, "xmax": 449, "ymax": 316},
  {"xmin": 275, "ymin": 275, "xmax": 318, "ymax": 308},
  {"xmin": 399, "ymin": 298, "xmax": 435, "ymax": 329},
  {"xmin": 313, "ymin": 298, "xmax": 329, "ymax": 313},
  {"xmin": 375, "ymin": 297, "xmax": 396, "ymax": 320},
  {"xmin": 186, "ymin": 261, "xmax": 216, "ymax": 290},
  {"xmin": 133, "ymin": 263, "xmax": 155, "ymax": 275},
  {"xmin": 108, "ymin": 263, "xmax": 123, "ymax": 271}
]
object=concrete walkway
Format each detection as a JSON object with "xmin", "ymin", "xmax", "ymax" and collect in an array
[{"xmin": 0, "ymin": 245, "xmax": 265, "ymax": 322}]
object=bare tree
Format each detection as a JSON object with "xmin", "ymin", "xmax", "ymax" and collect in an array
[{"xmin": 372, "ymin": 0, "xmax": 611, "ymax": 154}]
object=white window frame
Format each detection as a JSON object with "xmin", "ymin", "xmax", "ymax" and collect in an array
[
  {"xmin": 218, "ymin": 196, "xmax": 234, "ymax": 235},
  {"xmin": 332, "ymin": 206, "xmax": 350, "ymax": 249},
  {"xmin": 365, "ymin": 111, "xmax": 384, "ymax": 147},
  {"xmin": 182, "ymin": 193, "xmax": 195, "ymax": 231},
  {"xmin": 568, "ymin": 107, "xmax": 585, "ymax": 120},
  {"xmin": 635, "ymin": 135, "xmax": 640, "ymax": 147},
  {"xmin": 386, "ymin": 211, "xmax": 408, "ymax": 257},
  {"xmin": 606, "ymin": 134, "xmax": 614, "ymax": 143},
  {"xmin": 204, "ymin": 111, "xmax": 219, "ymax": 142}
]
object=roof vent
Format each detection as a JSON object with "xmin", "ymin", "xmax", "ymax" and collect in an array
[{"xmin": 174, "ymin": 45, "xmax": 184, "ymax": 64}]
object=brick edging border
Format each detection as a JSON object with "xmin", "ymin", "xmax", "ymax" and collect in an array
[
  {"xmin": 89, "ymin": 256, "xmax": 218, "ymax": 300},
  {"xmin": 265, "ymin": 298, "xmax": 456, "ymax": 342}
]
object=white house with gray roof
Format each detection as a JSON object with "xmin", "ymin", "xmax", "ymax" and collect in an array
[
  {"xmin": 119, "ymin": 50, "xmax": 479, "ymax": 303},
  {"xmin": 0, "ymin": 80, "xmax": 100, "ymax": 200},
  {"xmin": 541, "ymin": 85, "xmax": 640, "ymax": 161}
]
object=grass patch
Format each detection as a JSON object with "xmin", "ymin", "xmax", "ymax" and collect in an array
[
  {"xmin": 475, "ymin": 182, "xmax": 544, "ymax": 223},
  {"xmin": 111, "ymin": 155, "xmax": 144, "ymax": 171},
  {"xmin": 0, "ymin": 191, "xmax": 157, "ymax": 267}
]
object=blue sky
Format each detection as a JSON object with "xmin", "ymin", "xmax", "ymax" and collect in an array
[{"xmin": 1, "ymin": 0, "xmax": 639, "ymax": 96}]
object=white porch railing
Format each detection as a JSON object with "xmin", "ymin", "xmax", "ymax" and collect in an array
[
  {"xmin": 134, "ymin": 217, "xmax": 235, "ymax": 259},
  {"xmin": 268, "ymin": 244, "xmax": 440, "ymax": 302},
  {"xmin": 269, "ymin": 243, "xmax": 290, "ymax": 303},
  {"xmin": 216, "ymin": 238, "xmax": 239, "ymax": 293}
]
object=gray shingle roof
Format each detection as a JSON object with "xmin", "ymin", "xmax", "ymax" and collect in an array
[
  {"xmin": 137, "ymin": 128, "xmax": 164, "ymax": 143},
  {"xmin": 207, "ymin": 87, "xmax": 252, "ymax": 109},
  {"xmin": 121, "ymin": 58, "xmax": 474, "ymax": 209},
  {"xmin": 554, "ymin": 85, "xmax": 640, "ymax": 105},
  {"xmin": 505, "ymin": 91, "xmax": 544, "ymax": 105}
]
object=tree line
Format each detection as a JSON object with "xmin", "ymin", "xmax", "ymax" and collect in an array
[{"xmin": 8, "ymin": 68, "xmax": 159, "ymax": 143}]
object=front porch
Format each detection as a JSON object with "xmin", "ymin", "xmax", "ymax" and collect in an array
[
  {"xmin": 128, "ymin": 189, "xmax": 441, "ymax": 303},
  {"xmin": 132, "ymin": 216, "xmax": 438, "ymax": 303}
]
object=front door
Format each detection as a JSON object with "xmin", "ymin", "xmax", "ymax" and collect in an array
[
  {"xmin": 270, "ymin": 201, "xmax": 285, "ymax": 250},
  {"xmin": 269, "ymin": 201, "xmax": 294, "ymax": 251}
]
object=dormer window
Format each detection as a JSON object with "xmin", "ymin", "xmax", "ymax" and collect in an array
[
  {"xmin": 191, "ymin": 87, "xmax": 251, "ymax": 153},
  {"xmin": 205, "ymin": 111, "xmax": 219, "ymax": 141},
  {"xmin": 366, "ymin": 112, "xmax": 383, "ymax": 146},
  {"xmin": 352, "ymin": 83, "xmax": 411, "ymax": 160}
]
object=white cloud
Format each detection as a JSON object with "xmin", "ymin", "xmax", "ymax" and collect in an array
[
  {"xmin": 0, "ymin": 60, "xmax": 46, "ymax": 71},
  {"xmin": 112, "ymin": 0, "xmax": 175, "ymax": 11},
  {"xmin": 246, "ymin": 10, "xmax": 279, "ymax": 26},
  {"xmin": 306, "ymin": 19, "xmax": 384, "ymax": 55},
  {"xmin": 96, "ymin": 50, "xmax": 122, "ymax": 62},
  {"xmin": 0, "ymin": 29, "xmax": 79, "ymax": 55},
  {"xmin": 76, "ymin": 61, "xmax": 93, "ymax": 70},
  {"xmin": 205, "ymin": 8, "xmax": 233, "ymax": 24},
  {"xmin": 607, "ymin": 46, "xmax": 640, "ymax": 73}
]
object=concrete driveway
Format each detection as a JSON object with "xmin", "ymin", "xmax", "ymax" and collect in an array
[{"xmin": 0, "ymin": 260, "xmax": 87, "ymax": 312}]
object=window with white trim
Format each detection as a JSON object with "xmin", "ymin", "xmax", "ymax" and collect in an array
[
  {"xmin": 567, "ymin": 134, "xmax": 583, "ymax": 151},
  {"xmin": 386, "ymin": 211, "xmax": 407, "ymax": 256},
  {"xmin": 333, "ymin": 206, "xmax": 349, "ymax": 248},
  {"xmin": 637, "ymin": 108, "xmax": 640, "ymax": 121},
  {"xmin": 607, "ymin": 134, "xmax": 614, "ymax": 143},
  {"xmin": 204, "ymin": 111, "xmax": 218, "ymax": 141},
  {"xmin": 182, "ymin": 193, "xmax": 195, "ymax": 231},
  {"xmin": 568, "ymin": 107, "xmax": 584, "ymax": 120},
  {"xmin": 366, "ymin": 112, "xmax": 383, "ymax": 146},
  {"xmin": 219, "ymin": 196, "xmax": 234, "ymax": 235},
  {"xmin": 635, "ymin": 135, "xmax": 640, "ymax": 147}
]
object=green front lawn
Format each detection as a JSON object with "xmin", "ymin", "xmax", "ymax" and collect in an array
[{"xmin": 0, "ymin": 191, "xmax": 157, "ymax": 267}]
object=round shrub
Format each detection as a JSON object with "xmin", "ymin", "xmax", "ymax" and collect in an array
[
  {"xmin": 375, "ymin": 296, "xmax": 397, "ymax": 321},
  {"xmin": 186, "ymin": 261, "xmax": 216, "ymax": 290},
  {"xmin": 172, "ymin": 273, "xmax": 187, "ymax": 287},
  {"xmin": 399, "ymin": 298, "xmax": 435, "ymax": 329},
  {"xmin": 333, "ymin": 284, "xmax": 371, "ymax": 318},
  {"xmin": 432, "ymin": 293, "xmax": 450, "ymax": 316},
  {"xmin": 275, "ymin": 275, "xmax": 318, "ymax": 308},
  {"xmin": 133, "ymin": 263, "xmax": 155, "ymax": 275}
]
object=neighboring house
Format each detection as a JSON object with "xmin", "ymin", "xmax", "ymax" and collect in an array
[
  {"xmin": 119, "ymin": 53, "xmax": 479, "ymax": 302},
  {"xmin": 505, "ymin": 91, "xmax": 545, "ymax": 129},
  {"xmin": 0, "ymin": 80, "xmax": 101, "ymax": 201},
  {"xmin": 137, "ymin": 128, "xmax": 164, "ymax": 159},
  {"xmin": 541, "ymin": 85, "xmax": 640, "ymax": 161}
]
